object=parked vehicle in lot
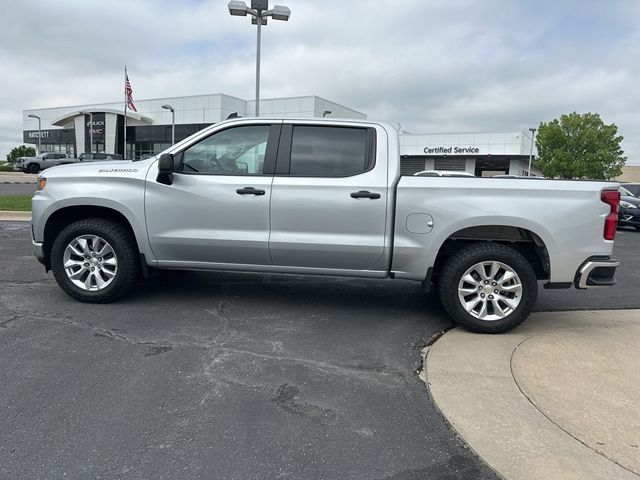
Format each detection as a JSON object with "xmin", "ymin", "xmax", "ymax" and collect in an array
[
  {"xmin": 618, "ymin": 186, "xmax": 640, "ymax": 231},
  {"xmin": 76, "ymin": 153, "xmax": 124, "ymax": 161},
  {"xmin": 12, "ymin": 152, "xmax": 124, "ymax": 173},
  {"xmin": 14, "ymin": 152, "xmax": 69, "ymax": 173},
  {"xmin": 622, "ymin": 183, "xmax": 640, "ymax": 197},
  {"xmin": 492, "ymin": 174, "xmax": 545, "ymax": 179},
  {"xmin": 414, "ymin": 170, "xmax": 475, "ymax": 177},
  {"xmin": 30, "ymin": 118, "xmax": 622, "ymax": 333}
]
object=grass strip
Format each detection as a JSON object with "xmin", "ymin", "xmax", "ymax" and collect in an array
[{"xmin": 0, "ymin": 195, "xmax": 31, "ymax": 211}]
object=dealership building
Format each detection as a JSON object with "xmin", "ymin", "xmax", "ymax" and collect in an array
[
  {"xmin": 22, "ymin": 93, "xmax": 539, "ymax": 176},
  {"xmin": 400, "ymin": 131, "xmax": 539, "ymax": 176}
]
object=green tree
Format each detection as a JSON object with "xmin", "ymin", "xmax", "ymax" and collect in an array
[
  {"xmin": 6, "ymin": 145, "xmax": 36, "ymax": 163},
  {"xmin": 535, "ymin": 112, "xmax": 626, "ymax": 180}
]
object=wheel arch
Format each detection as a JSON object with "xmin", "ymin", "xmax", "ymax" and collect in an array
[
  {"xmin": 429, "ymin": 224, "xmax": 552, "ymax": 285},
  {"xmin": 42, "ymin": 205, "xmax": 144, "ymax": 269}
]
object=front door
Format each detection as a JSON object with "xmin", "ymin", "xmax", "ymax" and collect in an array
[
  {"xmin": 269, "ymin": 123, "xmax": 389, "ymax": 271},
  {"xmin": 145, "ymin": 123, "xmax": 279, "ymax": 266}
]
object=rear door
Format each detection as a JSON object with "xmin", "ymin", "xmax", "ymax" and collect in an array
[{"xmin": 269, "ymin": 122, "xmax": 389, "ymax": 272}]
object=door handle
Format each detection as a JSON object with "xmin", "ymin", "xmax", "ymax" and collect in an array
[
  {"xmin": 236, "ymin": 187, "xmax": 266, "ymax": 196},
  {"xmin": 350, "ymin": 190, "xmax": 381, "ymax": 199}
]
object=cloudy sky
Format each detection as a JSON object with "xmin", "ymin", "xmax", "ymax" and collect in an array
[{"xmin": 1, "ymin": 0, "xmax": 639, "ymax": 164}]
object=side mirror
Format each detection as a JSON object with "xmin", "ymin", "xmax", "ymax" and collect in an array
[{"xmin": 157, "ymin": 153, "xmax": 174, "ymax": 185}]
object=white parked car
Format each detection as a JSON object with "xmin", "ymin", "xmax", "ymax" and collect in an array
[{"xmin": 413, "ymin": 170, "xmax": 475, "ymax": 177}]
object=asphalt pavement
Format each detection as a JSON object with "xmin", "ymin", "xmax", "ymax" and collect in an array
[
  {"xmin": 0, "ymin": 222, "xmax": 637, "ymax": 479},
  {"xmin": 0, "ymin": 183, "xmax": 36, "ymax": 195},
  {"xmin": 0, "ymin": 222, "xmax": 496, "ymax": 480},
  {"xmin": 0, "ymin": 172, "xmax": 36, "ymax": 195},
  {"xmin": 535, "ymin": 227, "xmax": 640, "ymax": 311}
]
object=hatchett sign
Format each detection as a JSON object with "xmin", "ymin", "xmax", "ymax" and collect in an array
[
  {"xmin": 424, "ymin": 146, "xmax": 481, "ymax": 154},
  {"xmin": 28, "ymin": 131, "xmax": 50, "ymax": 138}
]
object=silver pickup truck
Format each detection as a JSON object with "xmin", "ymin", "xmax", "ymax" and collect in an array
[
  {"xmin": 14, "ymin": 152, "xmax": 124, "ymax": 173},
  {"xmin": 31, "ymin": 118, "xmax": 621, "ymax": 333},
  {"xmin": 14, "ymin": 152, "xmax": 69, "ymax": 173}
]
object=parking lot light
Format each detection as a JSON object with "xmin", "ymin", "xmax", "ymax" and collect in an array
[
  {"xmin": 162, "ymin": 104, "xmax": 175, "ymax": 145},
  {"xmin": 228, "ymin": 0, "xmax": 248, "ymax": 16},
  {"xmin": 228, "ymin": 0, "xmax": 291, "ymax": 116},
  {"xmin": 27, "ymin": 114, "xmax": 41, "ymax": 154},
  {"xmin": 528, "ymin": 127, "xmax": 537, "ymax": 176}
]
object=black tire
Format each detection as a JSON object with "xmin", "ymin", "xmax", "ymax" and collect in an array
[
  {"xmin": 27, "ymin": 163, "xmax": 40, "ymax": 174},
  {"xmin": 438, "ymin": 243, "xmax": 538, "ymax": 334},
  {"xmin": 635, "ymin": 226, "xmax": 640, "ymax": 232},
  {"xmin": 51, "ymin": 218, "xmax": 140, "ymax": 303}
]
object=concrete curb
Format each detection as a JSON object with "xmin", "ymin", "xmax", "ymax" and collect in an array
[
  {"xmin": 0, "ymin": 211, "xmax": 31, "ymax": 222},
  {"xmin": 423, "ymin": 310, "xmax": 640, "ymax": 480},
  {"xmin": 0, "ymin": 173, "xmax": 37, "ymax": 185}
]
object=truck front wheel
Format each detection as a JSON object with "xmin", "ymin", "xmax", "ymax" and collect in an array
[
  {"xmin": 438, "ymin": 243, "xmax": 538, "ymax": 333},
  {"xmin": 28, "ymin": 163, "xmax": 40, "ymax": 174},
  {"xmin": 50, "ymin": 219, "xmax": 140, "ymax": 303}
]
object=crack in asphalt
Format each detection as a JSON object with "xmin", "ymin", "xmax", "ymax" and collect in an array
[
  {"xmin": 0, "ymin": 304, "xmax": 412, "ymax": 386},
  {"xmin": 272, "ymin": 383, "xmax": 337, "ymax": 422},
  {"xmin": 0, "ymin": 315, "xmax": 21, "ymax": 328},
  {"xmin": 373, "ymin": 453, "xmax": 483, "ymax": 480},
  {"xmin": 0, "ymin": 280, "xmax": 52, "ymax": 287}
]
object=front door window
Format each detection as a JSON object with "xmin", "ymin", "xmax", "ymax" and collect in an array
[{"xmin": 180, "ymin": 126, "xmax": 270, "ymax": 176}]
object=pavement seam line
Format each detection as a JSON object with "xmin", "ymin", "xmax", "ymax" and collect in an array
[{"xmin": 509, "ymin": 331, "xmax": 640, "ymax": 478}]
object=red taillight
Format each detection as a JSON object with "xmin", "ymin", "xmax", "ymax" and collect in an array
[{"xmin": 601, "ymin": 189, "xmax": 620, "ymax": 241}]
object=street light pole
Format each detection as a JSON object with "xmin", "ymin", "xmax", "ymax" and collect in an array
[
  {"xmin": 28, "ymin": 114, "xmax": 41, "ymax": 154},
  {"xmin": 528, "ymin": 127, "xmax": 537, "ymax": 176},
  {"xmin": 228, "ymin": 1, "xmax": 291, "ymax": 117},
  {"xmin": 162, "ymin": 104, "xmax": 175, "ymax": 145},
  {"xmin": 255, "ymin": 16, "xmax": 261, "ymax": 116}
]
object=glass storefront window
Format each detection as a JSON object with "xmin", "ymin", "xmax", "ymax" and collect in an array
[
  {"xmin": 127, "ymin": 142, "xmax": 172, "ymax": 159},
  {"xmin": 41, "ymin": 144, "xmax": 75, "ymax": 157}
]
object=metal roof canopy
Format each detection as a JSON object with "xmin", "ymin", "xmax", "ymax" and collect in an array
[{"xmin": 51, "ymin": 109, "xmax": 152, "ymax": 127}]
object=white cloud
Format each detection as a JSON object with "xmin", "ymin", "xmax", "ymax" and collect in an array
[{"xmin": 1, "ymin": 0, "xmax": 638, "ymax": 164}]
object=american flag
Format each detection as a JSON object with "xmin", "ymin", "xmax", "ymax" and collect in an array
[{"xmin": 125, "ymin": 73, "xmax": 137, "ymax": 112}]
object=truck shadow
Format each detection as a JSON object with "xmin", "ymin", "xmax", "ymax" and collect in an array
[{"xmin": 133, "ymin": 269, "xmax": 446, "ymax": 319}]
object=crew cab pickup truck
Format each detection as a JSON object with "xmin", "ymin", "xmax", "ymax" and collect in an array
[
  {"xmin": 14, "ymin": 153, "xmax": 124, "ymax": 173},
  {"xmin": 14, "ymin": 152, "xmax": 69, "ymax": 173},
  {"xmin": 30, "ymin": 118, "xmax": 621, "ymax": 333}
]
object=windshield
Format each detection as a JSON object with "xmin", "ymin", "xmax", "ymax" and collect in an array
[{"xmin": 620, "ymin": 186, "xmax": 635, "ymax": 197}]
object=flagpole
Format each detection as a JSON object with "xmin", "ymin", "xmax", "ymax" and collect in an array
[{"xmin": 123, "ymin": 66, "xmax": 127, "ymax": 160}]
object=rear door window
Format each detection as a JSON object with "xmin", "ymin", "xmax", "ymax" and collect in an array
[{"xmin": 288, "ymin": 126, "xmax": 374, "ymax": 177}]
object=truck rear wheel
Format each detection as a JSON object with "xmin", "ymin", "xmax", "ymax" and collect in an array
[
  {"xmin": 438, "ymin": 243, "xmax": 537, "ymax": 333},
  {"xmin": 50, "ymin": 218, "xmax": 140, "ymax": 303}
]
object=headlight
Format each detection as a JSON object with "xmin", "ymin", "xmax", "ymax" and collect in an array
[
  {"xmin": 620, "ymin": 200, "xmax": 637, "ymax": 209},
  {"xmin": 36, "ymin": 178, "xmax": 46, "ymax": 191}
]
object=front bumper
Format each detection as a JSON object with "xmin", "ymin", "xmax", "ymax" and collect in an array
[
  {"xmin": 574, "ymin": 257, "xmax": 620, "ymax": 289},
  {"xmin": 33, "ymin": 239, "xmax": 45, "ymax": 266}
]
